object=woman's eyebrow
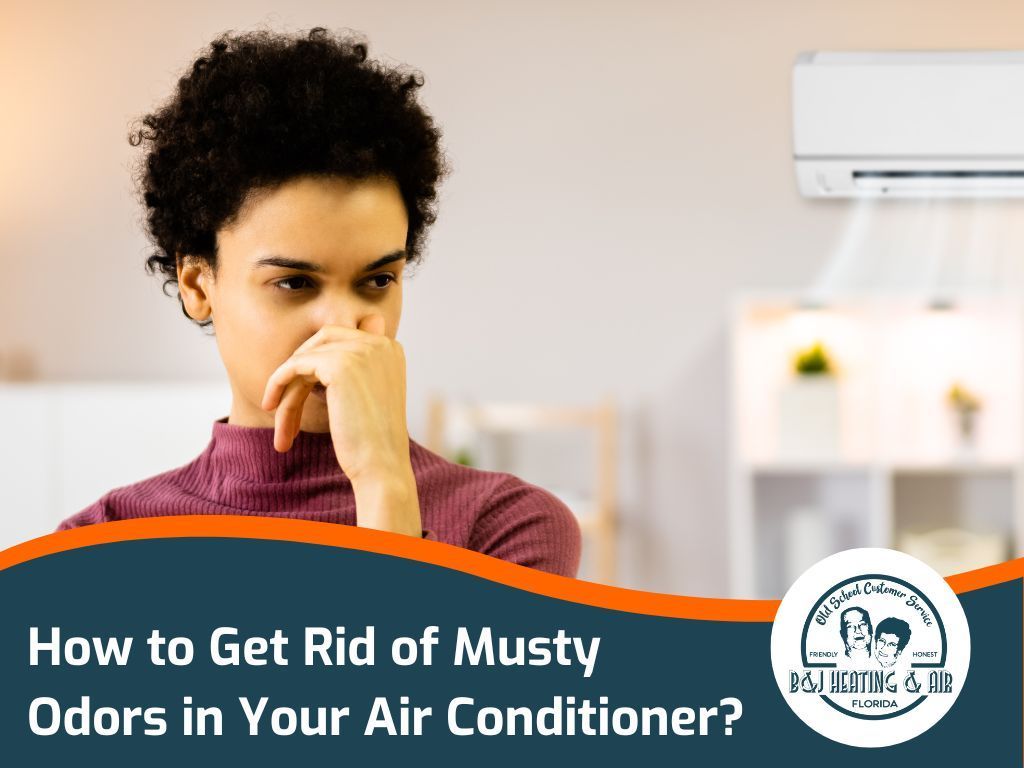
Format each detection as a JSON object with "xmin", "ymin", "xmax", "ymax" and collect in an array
[
  {"xmin": 252, "ymin": 255, "xmax": 323, "ymax": 272},
  {"xmin": 249, "ymin": 249, "xmax": 405, "ymax": 274},
  {"xmin": 360, "ymin": 250, "xmax": 407, "ymax": 272},
  {"xmin": 251, "ymin": 250, "xmax": 407, "ymax": 273}
]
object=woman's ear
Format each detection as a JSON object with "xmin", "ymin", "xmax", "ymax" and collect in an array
[{"xmin": 176, "ymin": 252, "xmax": 213, "ymax": 322}]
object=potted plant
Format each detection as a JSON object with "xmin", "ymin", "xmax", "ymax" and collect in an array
[
  {"xmin": 793, "ymin": 341, "xmax": 832, "ymax": 376},
  {"xmin": 778, "ymin": 340, "xmax": 840, "ymax": 460},
  {"xmin": 453, "ymin": 446, "xmax": 476, "ymax": 467},
  {"xmin": 947, "ymin": 381, "xmax": 982, "ymax": 454}
]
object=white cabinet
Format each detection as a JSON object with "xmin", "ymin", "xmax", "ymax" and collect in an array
[
  {"xmin": 0, "ymin": 387, "xmax": 60, "ymax": 547},
  {"xmin": 0, "ymin": 382, "xmax": 230, "ymax": 549}
]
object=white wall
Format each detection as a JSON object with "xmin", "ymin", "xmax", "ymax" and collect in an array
[{"xmin": 5, "ymin": 0, "xmax": 1024, "ymax": 595}]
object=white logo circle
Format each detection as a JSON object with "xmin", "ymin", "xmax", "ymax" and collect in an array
[{"xmin": 770, "ymin": 548, "xmax": 970, "ymax": 748}]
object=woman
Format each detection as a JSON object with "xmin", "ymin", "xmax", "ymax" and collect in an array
[{"xmin": 56, "ymin": 27, "xmax": 581, "ymax": 578}]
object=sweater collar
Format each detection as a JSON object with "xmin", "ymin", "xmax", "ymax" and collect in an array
[{"xmin": 208, "ymin": 416, "xmax": 346, "ymax": 484}]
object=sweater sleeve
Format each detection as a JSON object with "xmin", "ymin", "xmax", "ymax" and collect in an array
[
  {"xmin": 56, "ymin": 497, "xmax": 109, "ymax": 531},
  {"xmin": 469, "ymin": 476, "xmax": 582, "ymax": 577}
]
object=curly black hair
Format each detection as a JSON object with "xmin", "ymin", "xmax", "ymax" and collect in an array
[{"xmin": 129, "ymin": 26, "xmax": 450, "ymax": 327}]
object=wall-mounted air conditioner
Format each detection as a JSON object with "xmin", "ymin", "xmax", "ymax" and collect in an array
[{"xmin": 794, "ymin": 51, "xmax": 1024, "ymax": 198}]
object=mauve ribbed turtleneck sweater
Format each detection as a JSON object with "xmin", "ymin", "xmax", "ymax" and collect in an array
[{"xmin": 56, "ymin": 417, "xmax": 581, "ymax": 577}]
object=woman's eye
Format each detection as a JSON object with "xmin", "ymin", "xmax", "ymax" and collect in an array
[
  {"xmin": 365, "ymin": 273, "xmax": 396, "ymax": 290},
  {"xmin": 272, "ymin": 274, "xmax": 395, "ymax": 293},
  {"xmin": 274, "ymin": 276, "xmax": 313, "ymax": 292}
]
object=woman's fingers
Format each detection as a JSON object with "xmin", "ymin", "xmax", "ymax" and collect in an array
[
  {"xmin": 262, "ymin": 341, "xmax": 372, "ymax": 411},
  {"xmin": 262, "ymin": 356, "xmax": 322, "ymax": 412},
  {"xmin": 273, "ymin": 377, "xmax": 314, "ymax": 452},
  {"xmin": 261, "ymin": 343, "xmax": 354, "ymax": 450},
  {"xmin": 292, "ymin": 314, "xmax": 389, "ymax": 355},
  {"xmin": 260, "ymin": 316, "xmax": 392, "ymax": 452},
  {"xmin": 358, "ymin": 314, "xmax": 386, "ymax": 335}
]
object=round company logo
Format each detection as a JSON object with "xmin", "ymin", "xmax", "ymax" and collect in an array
[{"xmin": 770, "ymin": 548, "xmax": 970, "ymax": 748}]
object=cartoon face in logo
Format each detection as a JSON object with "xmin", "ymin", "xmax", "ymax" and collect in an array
[
  {"xmin": 839, "ymin": 606, "xmax": 873, "ymax": 661},
  {"xmin": 874, "ymin": 617, "xmax": 912, "ymax": 668}
]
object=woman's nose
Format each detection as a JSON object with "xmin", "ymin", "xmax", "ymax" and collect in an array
[
  {"xmin": 313, "ymin": 297, "xmax": 349, "ymax": 328},
  {"xmin": 316, "ymin": 295, "xmax": 375, "ymax": 331},
  {"xmin": 319, "ymin": 312, "xmax": 358, "ymax": 330}
]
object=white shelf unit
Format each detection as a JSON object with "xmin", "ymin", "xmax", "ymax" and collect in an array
[
  {"xmin": 425, "ymin": 397, "xmax": 619, "ymax": 584},
  {"xmin": 728, "ymin": 293, "xmax": 1024, "ymax": 598}
]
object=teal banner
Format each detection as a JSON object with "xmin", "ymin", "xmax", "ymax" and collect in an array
[{"xmin": 0, "ymin": 537, "xmax": 1018, "ymax": 764}]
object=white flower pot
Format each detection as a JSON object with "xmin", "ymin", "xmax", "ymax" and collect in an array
[{"xmin": 778, "ymin": 376, "xmax": 840, "ymax": 461}]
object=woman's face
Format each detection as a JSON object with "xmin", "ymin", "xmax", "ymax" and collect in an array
[{"xmin": 178, "ymin": 174, "xmax": 409, "ymax": 432}]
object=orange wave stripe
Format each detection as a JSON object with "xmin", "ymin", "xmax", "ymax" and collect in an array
[{"xmin": 0, "ymin": 516, "xmax": 1019, "ymax": 622}]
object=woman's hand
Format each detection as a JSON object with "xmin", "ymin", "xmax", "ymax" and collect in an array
[{"xmin": 260, "ymin": 314, "xmax": 422, "ymax": 537}]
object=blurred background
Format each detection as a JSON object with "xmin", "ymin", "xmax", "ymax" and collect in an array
[{"xmin": 6, "ymin": 0, "xmax": 1024, "ymax": 597}]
